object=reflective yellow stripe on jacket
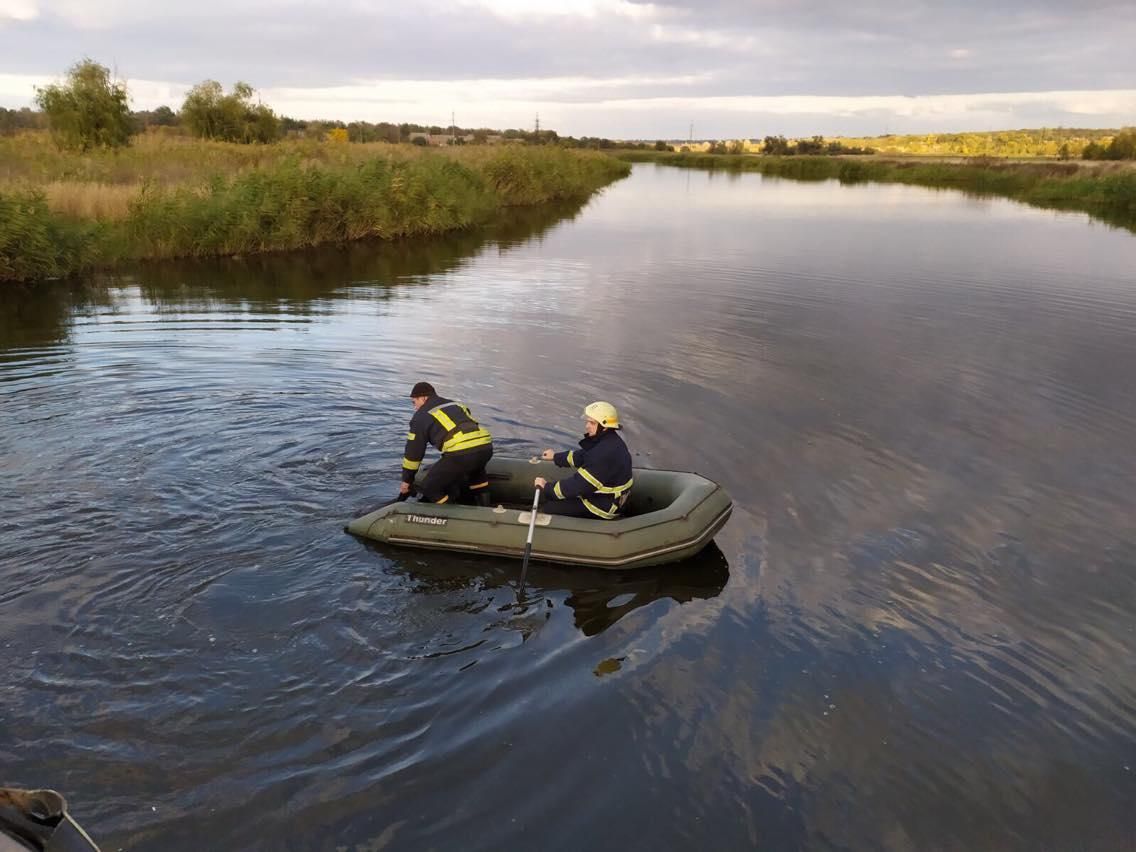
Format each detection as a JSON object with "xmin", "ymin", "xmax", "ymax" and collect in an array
[
  {"xmin": 429, "ymin": 405, "xmax": 492, "ymax": 454},
  {"xmin": 582, "ymin": 498, "xmax": 620, "ymax": 519},
  {"xmin": 430, "ymin": 408, "xmax": 457, "ymax": 431},
  {"xmin": 441, "ymin": 429, "xmax": 492, "ymax": 453},
  {"xmin": 576, "ymin": 467, "xmax": 634, "ymax": 497}
]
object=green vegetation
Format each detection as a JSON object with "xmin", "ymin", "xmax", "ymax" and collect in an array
[
  {"xmin": 0, "ymin": 136, "xmax": 629, "ymax": 283},
  {"xmin": 180, "ymin": 81, "xmax": 282, "ymax": 144},
  {"xmin": 616, "ymin": 150, "xmax": 1136, "ymax": 232},
  {"xmin": 0, "ymin": 192, "xmax": 98, "ymax": 281},
  {"xmin": 1083, "ymin": 130, "xmax": 1136, "ymax": 161},
  {"xmin": 4, "ymin": 51, "xmax": 627, "ymax": 149},
  {"xmin": 33, "ymin": 59, "xmax": 134, "ymax": 152},
  {"xmin": 8, "ymin": 57, "xmax": 1131, "ymax": 280},
  {"xmin": 689, "ymin": 135, "xmax": 875, "ymax": 155},
  {"xmin": 0, "ymin": 107, "xmax": 46, "ymax": 135},
  {"xmin": 760, "ymin": 135, "xmax": 874, "ymax": 156}
]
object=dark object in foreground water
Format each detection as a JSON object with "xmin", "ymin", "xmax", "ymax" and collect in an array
[
  {"xmin": 347, "ymin": 457, "xmax": 733, "ymax": 569},
  {"xmin": 0, "ymin": 788, "xmax": 99, "ymax": 851}
]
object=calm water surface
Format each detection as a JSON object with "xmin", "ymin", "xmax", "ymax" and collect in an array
[{"xmin": 3, "ymin": 166, "xmax": 1135, "ymax": 850}]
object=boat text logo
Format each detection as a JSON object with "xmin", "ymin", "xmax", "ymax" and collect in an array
[{"xmin": 406, "ymin": 514, "xmax": 447, "ymax": 526}]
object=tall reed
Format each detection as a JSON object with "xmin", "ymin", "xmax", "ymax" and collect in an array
[{"xmin": 1, "ymin": 138, "xmax": 629, "ymax": 282}]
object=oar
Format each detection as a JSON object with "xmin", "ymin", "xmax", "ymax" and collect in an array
[
  {"xmin": 517, "ymin": 484, "xmax": 542, "ymax": 597},
  {"xmin": 351, "ymin": 489, "xmax": 408, "ymax": 520}
]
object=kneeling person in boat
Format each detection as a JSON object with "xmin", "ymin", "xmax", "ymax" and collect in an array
[
  {"xmin": 400, "ymin": 382, "xmax": 494, "ymax": 506},
  {"xmin": 534, "ymin": 401, "xmax": 633, "ymax": 519}
]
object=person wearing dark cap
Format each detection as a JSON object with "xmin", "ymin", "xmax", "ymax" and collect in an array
[
  {"xmin": 400, "ymin": 382, "xmax": 494, "ymax": 506},
  {"xmin": 533, "ymin": 401, "xmax": 633, "ymax": 519}
]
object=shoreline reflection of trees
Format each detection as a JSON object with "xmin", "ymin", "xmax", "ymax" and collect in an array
[
  {"xmin": 365, "ymin": 541, "xmax": 730, "ymax": 638},
  {"xmin": 131, "ymin": 196, "xmax": 588, "ymax": 312},
  {"xmin": 0, "ymin": 196, "xmax": 588, "ymax": 351},
  {"xmin": 0, "ymin": 281, "xmax": 116, "ymax": 352}
]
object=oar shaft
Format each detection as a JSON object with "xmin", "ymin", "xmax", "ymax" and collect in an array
[{"xmin": 518, "ymin": 486, "xmax": 542, "ymax": 594}]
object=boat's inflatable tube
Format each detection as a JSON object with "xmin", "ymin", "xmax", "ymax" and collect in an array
[{"xmin": 347, "ymin": 457, "xmax": 732, "ymax": 569}]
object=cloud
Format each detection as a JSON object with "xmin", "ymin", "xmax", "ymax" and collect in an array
[
  {"xmin": 457, "ymin": 0, "xmax": 659, "ymax": 20},
  {"xmin": 3, "ymin": 62, "xmax": 1134, "ymax": 137},
  {"xmin": 0, "ymin": 0, "xmax": 38, "ymax": 22},
  {"xmin": 0, "ymin": 0, "xmax": 1133, "ymax": 135}
]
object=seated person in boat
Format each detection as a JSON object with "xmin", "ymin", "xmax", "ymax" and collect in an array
[
  {"xmin": 400, "ymin": 382, "xmax": 494, "ymax": 506},
  {"xmin": 533, "ymin": 401, "xmax": 633, "ymax": 519}
]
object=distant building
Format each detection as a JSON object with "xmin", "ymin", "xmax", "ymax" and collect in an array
[{"xmin": 410, "ymin": 131, "xmax": 505, "ymax": 146}]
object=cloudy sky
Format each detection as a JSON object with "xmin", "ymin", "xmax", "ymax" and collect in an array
[{"xmin": 1, "ymin": 0, "xmax": 1134, "ymax": 138}]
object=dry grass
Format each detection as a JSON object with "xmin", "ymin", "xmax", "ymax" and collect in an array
[
  {"xmin": 1, "ymin": 135, "xmax": 631, "ymax": 281},
  {"xmin": 0, "ymin": 130, "xmax": 506, "ymax": 189},
  {"xmin": 40, "ymin": 180, "xmax": 142, "ymax": 220},
  {"xmin": 0, "ymin": 134, "xmax": 628, "ymax": 223}
]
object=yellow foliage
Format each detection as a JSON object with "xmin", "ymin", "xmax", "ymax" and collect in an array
[{"xmin": 326, "ymin": 128, "xmax": 349, "ymax": 144}]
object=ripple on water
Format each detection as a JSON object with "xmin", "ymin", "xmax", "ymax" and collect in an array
[{"xmin": 2, "ymin": 168, "xmax": 1136, "ymax": 850}]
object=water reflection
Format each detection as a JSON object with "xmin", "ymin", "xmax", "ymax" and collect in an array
[
  {"xmin": 133, "ymin": 197, "xmax": 589, "ymax": 311},
  {"xmin": 0, "ymin": 281, "xmax": 114, "ymax": 353},
  {"xmin": 3, "ymin": 165, "xmax": 1136, "ymax": 851},
  {"xmin": 0, "ymin": 196, "xmax": 588, "ymax": 350},
  {"xmin": 363, "ymin": 540, "xmax": 730, "ymax": 639}
]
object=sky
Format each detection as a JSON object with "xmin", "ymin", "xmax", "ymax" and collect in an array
[{"xmin": 1, "ymin": 0, "xmax": 1134, "ymax": 139}]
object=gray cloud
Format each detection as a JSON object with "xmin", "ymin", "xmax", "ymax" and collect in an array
[{"xmin": 1, "ymin": 0, "xmax": 1133, "ymax": 134}]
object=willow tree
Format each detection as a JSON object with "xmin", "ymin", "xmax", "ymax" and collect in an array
[
  {"xmin": 34, "ymin": 59, "xmax": 134, "ymax": 151},
  {"xmin": 180, "ymin": 80, "xmax": 281, "ymax": 144}
]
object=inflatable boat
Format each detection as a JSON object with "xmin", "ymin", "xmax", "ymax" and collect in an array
[{"xmin": 346, "ymin": 457, "xmax": 732, "ymax": 569}]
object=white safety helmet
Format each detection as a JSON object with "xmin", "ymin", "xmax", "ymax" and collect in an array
[{"xmin": 584, "ymin": 401, "xmax": 621, "ymax": 429}]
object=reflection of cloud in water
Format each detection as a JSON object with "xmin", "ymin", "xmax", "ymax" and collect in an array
[{"xmin": 5, "ymin": 164, "xmax": 1136, "ymax": 849}]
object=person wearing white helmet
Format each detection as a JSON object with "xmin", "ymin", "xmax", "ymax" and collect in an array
[{"xmin": 533, "ymin": 401, "xmax": 633, "ymax": 519}]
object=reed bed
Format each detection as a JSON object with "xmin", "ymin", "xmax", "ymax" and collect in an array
[{"xmin": 1, "ymin": 134, "xmax": 629, "ymax": 282}]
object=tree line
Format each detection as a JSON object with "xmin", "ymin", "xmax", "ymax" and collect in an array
[
  {"xmin": 13, "ymin": 58, "xmax": 633, "ymax": 152},
  {"xmin": 17, "ymin": 59, "xmax": 1135, "ymax": 160},
  {"xmin": 758, "ymin": 136, "xmax": 875, "ymax": 155},
  {"xmin": 833, "ymin": 128, "xmax": 1132, "ymax": 160},
  {"xmin": 1081, "ymin": 130, "xmax": 1136, "ymax": 161}
]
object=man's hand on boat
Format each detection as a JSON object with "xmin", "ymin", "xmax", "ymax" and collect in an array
[
  {"xmin": 399, "ymin": 481, "xmax": 411, "ymax": 496},
  {"xmin": 533, "ymin": 477, "xmax": 547, "ymax": 489},
  {"xmin": 540, "ymin": 449, "xmax": 555, "ymax": 460}
]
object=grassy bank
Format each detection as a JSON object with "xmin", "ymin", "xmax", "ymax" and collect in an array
[
  {"xmin": 616, "ymin": 150, "xmax": 1136, "ymax": 232},
  {"xmin": 0, "ymin": 134, "xmax": 630, "ymax": 282}
]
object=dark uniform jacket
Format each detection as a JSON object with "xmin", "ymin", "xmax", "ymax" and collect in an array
[
  {"xmin": 401, "ymin": 396, "xmax": 493, "ymax": 484},
  {"xmin": 545, "ymin": 429, "xmax": 634, "ymax": 519}
]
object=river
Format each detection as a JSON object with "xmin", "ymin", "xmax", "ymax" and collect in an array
[{"xmin": 2, "ymin": 164, "xmax": 1135, "ymax": 850}]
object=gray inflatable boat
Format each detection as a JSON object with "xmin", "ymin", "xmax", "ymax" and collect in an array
[{"xmin": 347, "ymin": 457, "xmax": 732, "ymax": 569}]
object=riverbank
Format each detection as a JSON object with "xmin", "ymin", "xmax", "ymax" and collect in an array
[
  {"xmin": 615, "ymin": 151, "xmax": 1136, "ymax": 232},
  {"xmin": 0, "ymin": 134, "xmax": 630, "ymax": 283}
]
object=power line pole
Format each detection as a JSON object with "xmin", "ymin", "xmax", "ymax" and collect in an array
[
  {"xmin": 535, "ymin": 112, "xmax": 540, "ymax": 141},
  {"xmin": 451, "ymin": 110, "xmax": 455, "ymax": 145}
]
